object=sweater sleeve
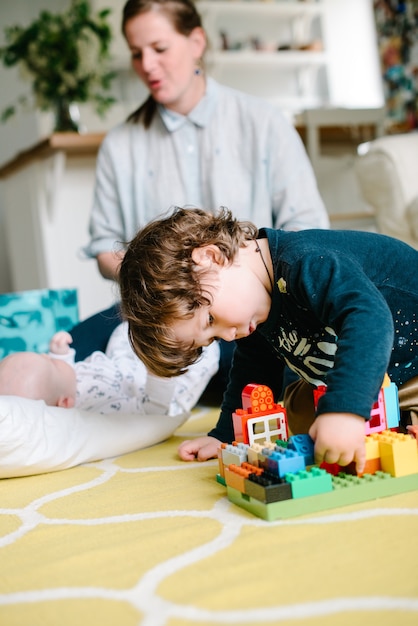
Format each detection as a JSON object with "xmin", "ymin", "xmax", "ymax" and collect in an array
[
  {"xmin": 286, "ymin": 251, "xmax": 394, "ymax": 419},
  {"xmin": 49, "ymin": 348, "xmax": 75, "ymax": 366},
  {"xmin": 208, "ymin": 332, "xmax": 285, "ymax": 443}
]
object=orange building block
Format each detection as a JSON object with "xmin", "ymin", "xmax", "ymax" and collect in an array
[{"xmin": 224, "ymin": 464, "xmax": 252, "ymax": 492}]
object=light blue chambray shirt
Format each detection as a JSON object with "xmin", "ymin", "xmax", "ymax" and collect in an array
[{"xmin": 85, "ymin": 78, "xmax": 328, "ymax": 258}]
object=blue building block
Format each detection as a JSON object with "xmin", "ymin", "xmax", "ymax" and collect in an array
[
  {"xmin": 383, "ymin": 382, "xmax": 400, "ymax": 429},
  {"xmin": 267, "ymin": 448, "xmax": 306, "ymax": 478},
  {"xmin": 288, "ymin": 434, "xmax": 315, "ymax": 466}
]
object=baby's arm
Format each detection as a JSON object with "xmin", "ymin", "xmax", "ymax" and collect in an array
[
  {"xmin": 178, "ymin": 437, "xmax": 221, "ymax": 461},
  {"xmin": 49, "ymin": 331, "xmax": 73, "ymax": 355},
  {"xmin": 309, "ymin": 413, "xmax": 366, "ymax": 473}
]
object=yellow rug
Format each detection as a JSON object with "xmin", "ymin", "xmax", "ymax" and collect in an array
[{"xmin": 1, "ymin": 406, "xmax": 417, "ymax": 626}]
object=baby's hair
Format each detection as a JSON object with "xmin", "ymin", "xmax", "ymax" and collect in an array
[{"xmin": 119, "ymin": 206, "xmax": 258, "ymax": 377}]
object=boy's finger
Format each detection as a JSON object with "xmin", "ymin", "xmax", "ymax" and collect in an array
[
  {"xmin": 355, "ymin": 444, "xmax": 366, "ymax": 474},
  {"xmin": 197, "ymin": 443, "xmax": 218, "ymax": 461}
]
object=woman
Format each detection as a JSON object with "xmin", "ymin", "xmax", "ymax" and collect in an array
[
  {"xmin": 84, "ymin": 0, "xmax": 328, "ymax": 281},
  {"xmin": 75, "ymin": 0, "xmax": 328, "ymax": 388}
]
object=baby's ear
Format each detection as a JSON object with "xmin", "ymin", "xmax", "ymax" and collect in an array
[
  {"xmin": 191, "ymin": 244, "xmax": 223, "ymax": 268},
  {"xmin": 57, "ymin": 395, "xmax": 75, "ymax": 409}
]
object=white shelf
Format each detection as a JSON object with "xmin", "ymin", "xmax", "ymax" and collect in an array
[
  {"xmin": 198, "ymin": 0, "xmax": 327, "ymax": 117},
  {"xmin": 197, "ymin": 1, "xmax": 324, "ymax": 18},
  {"xmin": 208, "ymin": 50, "xmax": 327, "ymax": 67}
]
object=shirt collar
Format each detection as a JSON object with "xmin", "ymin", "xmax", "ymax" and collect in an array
[{"xmin": 158, "ymin": 77, "xmax": 218, "ymax": 132}]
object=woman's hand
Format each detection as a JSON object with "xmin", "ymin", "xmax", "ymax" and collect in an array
[
  {"xmin": 309, "ymin": 412, "xmax": 366, "ymax": 474},
  {"xmin": 178, "ymin": 436, "xmax": 222, "ymax": 461}
]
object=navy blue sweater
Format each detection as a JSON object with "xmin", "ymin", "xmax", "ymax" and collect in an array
[{"xmin": 208, "ymin": 228, "xmax": 418, "ymax": 443}]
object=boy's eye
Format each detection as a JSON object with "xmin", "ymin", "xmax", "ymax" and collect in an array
[{"xmin": 208, "ymin": 313, "xmax": 214, "ymax": 326}]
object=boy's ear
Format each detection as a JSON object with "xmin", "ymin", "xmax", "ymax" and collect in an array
[{"xmin": 191, "ymin": 245, "xmax": 223, "ymax": 268}]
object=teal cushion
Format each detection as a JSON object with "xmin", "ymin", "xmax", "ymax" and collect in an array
[{"xmin": 0, "ymin": 288, "xmax": 78, "ymax": 358}]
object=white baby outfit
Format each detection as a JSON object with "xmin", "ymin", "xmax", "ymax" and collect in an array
[{"xmin": 52, "ymin": 322, "xmax": 219, "ymax": 416}]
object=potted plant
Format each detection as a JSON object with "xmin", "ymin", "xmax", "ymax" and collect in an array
[{"xmin": 0, "ymin": 0, "xmax": 116, "ymax": 132}]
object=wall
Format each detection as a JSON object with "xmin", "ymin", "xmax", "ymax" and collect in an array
[{"xmin": 0, "ymin": 0, "xmax": 69, "ymax": 294}]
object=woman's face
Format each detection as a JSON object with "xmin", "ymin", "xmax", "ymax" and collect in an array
[{"xmin": 124, "ymin": 9, "xmax": 206, "ymax": 114}]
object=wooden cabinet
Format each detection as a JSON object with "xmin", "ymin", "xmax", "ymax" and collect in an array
[{"xmin": 0, "ymin": 134, "xmax": 117, "ymax": 320}]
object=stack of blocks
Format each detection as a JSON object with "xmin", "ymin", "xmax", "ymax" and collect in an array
[{"xmin": 217, "ymin": 383, "xmax": 418, "ymax": 520}]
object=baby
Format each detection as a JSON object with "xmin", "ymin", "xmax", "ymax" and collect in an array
[{"xmin": 0, "ymin": 322, "xmax": 219, "ymax": 416}]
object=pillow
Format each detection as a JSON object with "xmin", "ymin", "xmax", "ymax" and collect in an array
[{"xmin": 0, "ymin": 396, "xmax": 189, "ymax": 478}]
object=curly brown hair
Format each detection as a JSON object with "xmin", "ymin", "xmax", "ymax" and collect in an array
[{"xmin": 119, "ymin": 207, "xmax": 258, "ymax": 377}]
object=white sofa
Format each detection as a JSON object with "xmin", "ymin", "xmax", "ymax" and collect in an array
[{"xmin": 355, "ymin": 132, "xmax": 418, "ymax": 249}]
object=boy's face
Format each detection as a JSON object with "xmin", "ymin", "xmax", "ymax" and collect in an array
[{"xmin": 171, "ymin": 244, "xmax": 272, "ymax": 349}]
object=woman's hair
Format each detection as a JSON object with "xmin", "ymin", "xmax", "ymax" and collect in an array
[
  {"xmin": 122, "ymin": 0, "xmax": 205, "ymax": 128},
  {"xmin": 119, "ymin": 207, "xmax": 258, "ymax": 377}
]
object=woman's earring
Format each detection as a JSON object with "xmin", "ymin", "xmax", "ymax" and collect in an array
[{"xmin": 194, "ymin": 59, "xmax": 203, "ymax": 75}]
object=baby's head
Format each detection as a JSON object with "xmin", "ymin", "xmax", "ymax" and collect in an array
[
  {"xmin": 119, "ymin": 206, "xmax": 257, "ymax": 377},
  {"xmin": 0, "ymin": 352, "xmax": 76, "ymax": 408}
]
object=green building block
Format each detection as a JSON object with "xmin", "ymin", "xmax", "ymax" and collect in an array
[
  {"xmin": 226, "ymin": 471, "xmax": 418, "ymax": 521},
  {"xmin": 285, "ymin": 467, "xmax": 333, "ymax": 499}
]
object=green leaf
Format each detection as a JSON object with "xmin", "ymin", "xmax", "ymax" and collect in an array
[
  {"xmin": 0, "ymin": 1, "xmax": 116, "ymax": 122},
  {"xmin": 1, "ymin": 106, "xmax": 16, "ymax": 122}
]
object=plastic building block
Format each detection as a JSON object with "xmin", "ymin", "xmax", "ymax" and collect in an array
[
  {"xmin": 217, "ymin": 446, "xmax": 225, "ymax": 479},
  {"xmin": 343, "ymin": 458, "xmax": 382, "ymax": 477},
  {"xmin": 383, "ymin": 382, "xmax": 400, "ymax": 429},
  {"xmin": 247, "ymin": 443, "xmax": 264, "ymax": 467},
  {"xmin": 241, "ymin": 383, "xmax": 275, "ymax": 412},
  {"xmin": 374, "ymin": 430, "xmax": 418, "ymax": 476},
  {"xmin": 246, "ymin": 412, "xmax": 288, "ymax": 446},
  {"xmin": 232, "ymin": 383, "xmax": 288, "ymax": 445},
  {"xmin": 221, "ymin": 442, "xmax": 249, "ymax": 467},
  {"xmin": 266, "ymin": 448, "xmax": 305, "ymax": 478},
  {"xmin": 365, "ymin": 436, "xmax": 380, "ymax": 460},
  {"xmin": 365, "ymin": 388, "xmax": 387, "ymax": 435},
  {"xmin": 226, "ymin": 472, "xmax": 418, "ymax": 521},
  {"xmin": 285, "ymin": 467, "xmax": 333, "ymax": 499},
  {"xmin": 314, "ymin": 377, "xmax": 399, "ymax": 435},
  {"xmin": 219, "ymin": 382, "xmax": 418, "ymax": 521},
  {"xmin": 319, "ymin": 461, "xmax": 342, "ymax": 476},
  {"xmin": 244, "ymin": 472, "xmax": 292, "ymax": 504},
  {"xmin": 287, "ymin": 434, "xmax": 315, "ymax": 466},
  {"xmin": 224, "ymin": 464, "xmax": 250, "ymax": 492}
]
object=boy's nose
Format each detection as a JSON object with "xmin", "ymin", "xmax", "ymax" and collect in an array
[{"xmin": 219, "ymin": 327, "xmax": 236, "ymax": 342}]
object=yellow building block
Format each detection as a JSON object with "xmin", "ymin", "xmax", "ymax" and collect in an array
[
  {"xmin": 376, "ymin": 430, "xmax": 418, "ymax": 477},
  {"xmin": 365, "ymin": 435, "xmax": 380, "ymax": 460}
]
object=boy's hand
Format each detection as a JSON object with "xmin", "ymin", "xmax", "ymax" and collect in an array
[
  {"xmin": 309, "ymin": 413, "xmax": 366, "ymax": 474},
  {"xmin": 49, "ymin": 331, "xmax": 73, "ymax": 355},
  {"xmin": 178, "ymin": 436, "xmax": 221, "ymax": 461}
]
